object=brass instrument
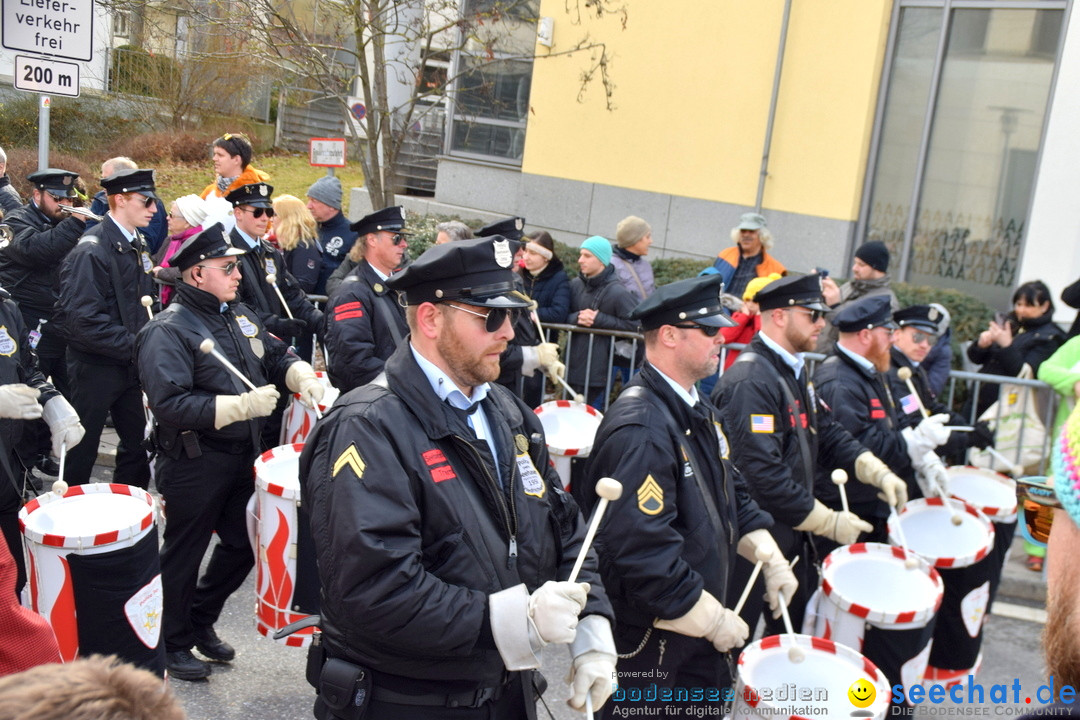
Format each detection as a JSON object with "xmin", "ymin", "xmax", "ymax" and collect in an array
[{"xmin": 59, "ymin": 206, "xmax": 104, "ymax": 222}]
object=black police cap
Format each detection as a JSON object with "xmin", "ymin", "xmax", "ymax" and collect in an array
[
  {"xmin": 754, "ymin": 273, "xmax": 827, "ymax": 311},
  {"xmin": 893, "ymin": 304, "xmax": 942, "ymax": 333},
  {"xmin": 170, "ymin": 222, "xmax": 246, "ymax": 272},
  {"xmin": 477, "ymin": 217, "xmax": 525, "ymax": 242},
  {"xmin": 100, "ymin": 168, "xmax": 158, "ymax": 201},
  {"xmin": 27, "ymin": 168, "xmax": 79, "ymax": 198},
  {"xmin": 350, "ymin": 206, "xmax": 409, "ymax": 236},
  {"xmin": 387, "ymin": 236, "xmax": 530, "ymax": 309},
  {"xmin": 833, "ymin": 295, "xmax": 898, "ymax": 333},
  {"xmin": 631, "ymin": 275, "xmax": 737, "ymax": 330},
  {"xmin": 225, "ymin": 182, "xmax": 273, "ymax": 208}
]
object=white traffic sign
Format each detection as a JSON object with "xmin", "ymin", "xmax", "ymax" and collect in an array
[
  {"xmin": 14, "ymin": 55, "xmax": 80, "ymax": 97},
  {"xmin": 2, "ymin": 0, "xmax": 94, "ymax": 61},
  {"xmin": 309, "ymin": 138, "xmax": 347, "ymax": 167}
]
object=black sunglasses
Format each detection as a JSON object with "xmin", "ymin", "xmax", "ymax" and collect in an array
[
  {"xmin": 789, "ymin": 308, "xmax": 826, "ymax": 323},
  {"xmin": 445, "ymin": 303, "xmax": 521, "ymax": 333},
  {"xmin": 240, "ymin": 207, "xmax": 275, "ymax": 219},
  {"xmin": 1017, "ymin": 477, "xmax": 1060, "ymax": 547},
  {"xmin": 125, "ymin": 194, "xmax": 156, "ymax": 208},
  {"xmin": 387, "ymin": 232, "xmax": 408, "ymax": 246},
  {"xmin": 196, "ymin": 262, "xmax": 240, "ymax": 276},
  {"xmin": 673, "ymin": 323, "xmax": 722, "ymax": 337}
]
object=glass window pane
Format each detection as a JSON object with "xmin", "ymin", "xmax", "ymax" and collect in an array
[
  {"xmin": 454, "ymin": 57, "xmax": 532, "ymax": 123},
  {"xmin": 908, "ymin": 8, "xmax": 1062, "ymax": 308}
]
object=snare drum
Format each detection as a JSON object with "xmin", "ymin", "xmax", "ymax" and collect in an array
[
  {"xmin": 280, "ymin": 371, "xmax": 339, "ymax": 446},
  {"xmin": 253, "ymin": 444, "xmax": 319, "ymax": 647},
  {"xmin": 734, "ymin": 634, "xmax": 890, "ymax": 719},
  {"xmin": 19, "ymin": 483, "xmax": 164, "ymax": 674},
  {"xmin": 946, "ymin": 465, "xmax": 1017, "ymax": 605},
  {"xmin": 808, "ymin": 542, "xmax": 943, "ymax": 699},
  {"xmin": 889, "ymin": 497, "xmax": 995, "ymax": 684},
  {"xmin": 533, "ymin": 401, "xmax": 603, "ymax": 490}
]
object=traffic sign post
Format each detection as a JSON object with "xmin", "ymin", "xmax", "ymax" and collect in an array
[
  {"xmin": 14, "ymin": 55, "xmax": 80, "ymax": 97},
  {"xmin": 309, "ymin": 138, "xmax": 346, "ymax": 178}
]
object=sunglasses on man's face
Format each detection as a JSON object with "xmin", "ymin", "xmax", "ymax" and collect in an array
[
  {"xmin": 789, "ymin": 308, "xmax": 826, "ymax": 323},
  {"xmin": 445, "ymin": 303, "xmax": 521, "ymax": 333},
  {"xmin": 196, "ymin": 262, "xmax": 240, "ymax": 276},
  {"xmin": 1017, "ymin": 477, "xmax": 1060, "ymax": 547},
  {"xmin": 240, "ymin": 207, "xmax": 275, "ymax": 219},
  {"xmin": 673, "ymin": 323, "xmax": 722, "ymax": 337},
  {"xmin": 125, "ymin": 194, "xmax": 155, "ymax": 209}
]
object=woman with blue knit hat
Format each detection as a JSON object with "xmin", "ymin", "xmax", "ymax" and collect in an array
[{"xmin": 566, "ymin": 236, "xmax": 639, "ymax": 408}]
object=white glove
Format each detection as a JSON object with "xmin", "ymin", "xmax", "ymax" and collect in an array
[
  {"xmin": 913, "ymin": 451, "xmax": 950, "ymax": 497},
  {"xmin": 42, "ymin": 396, "xmax": 84, "ymax": 458},
  {"xmin": 653, "ymin": 590, "xmax": 748, "ymax": 652},
  {"xmin": 737, "ymin": 529, "xmax": 798, "ymax": 619},
  {"xmin": 527, "ymin": 580, "xmax": 589, "ymax": 646},
  {"xmin": 213, "ymin": 385, "xmax": 280, "ymax": 429},
  {"xmin": 794, "ymin": 500, "xmax": 872, "ymax": 545},
  {"xmin": 918, "ymin": 414, "xmax": 953, "ymax": 447},
  {"xmin": 0, "ymin": 384, "xmax": 41, "ymax": 420},
  {"xmin": 854, "ymin": 451, "xmax": 908, "ymax": 509},
  {"xmin": 286, "ymin": 361, "xmax": 325, "ymax": 409},
  {"xmin": 567, "ymin": 615, "xmax": 617, "ymax": 711}
]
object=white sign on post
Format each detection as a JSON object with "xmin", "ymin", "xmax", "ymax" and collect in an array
[
  {"xmin": 309, "ymin": 138, "xmax": 347, "ymax": 168},
  {"xmin": 2, "ymin": 0, "xmax": 95, "ymax": 61},
  {"xmin": 14, "ymin": 55, "xmax": 80, "ymax": 97}
]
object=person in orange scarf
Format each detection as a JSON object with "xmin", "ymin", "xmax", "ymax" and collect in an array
[{"xmin": 199, "ymin": 133, "xmax": 270, "ymax": 201}]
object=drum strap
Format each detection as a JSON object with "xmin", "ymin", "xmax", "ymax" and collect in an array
[
  {"xmin": 373, "ymin": 291, "xmax": 404, "ymax": 347},
  {"xmin": 734, "ymin": 352, "xmax": 814, "ymax": 486}
]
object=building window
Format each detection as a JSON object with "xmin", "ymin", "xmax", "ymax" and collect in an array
[
  {"xmin": 113, "ymin": 11, "xmax": 130, "ymax": 38},
  {"xmin": 860, "ymin": 2, "xmax": 1065, "ymax": 309}
]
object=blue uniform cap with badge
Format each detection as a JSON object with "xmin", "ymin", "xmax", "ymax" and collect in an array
[
  {"xmin": 893, "ymin": 304, "xmax": 942, "ymax": 335},
  {"xmin": 754, "ymin": 273, "xmax": 828, "ymax": 312},
  {"xmin": 225, "ymin": 182, "xmax": 273, "ymax": 208},
  {"xmin": 350, "ymin": 205, "xmax": 410, "ymax": 236},
  {"xmin": 477, "ymin": 217, "xmax": 525, "ymax": 242},
  {"xmin": 388, "ymin": 236, "xmax": 530, "ymax": 309},
  {"xmin": 833, "ymin": 295, "xmax": 899, "ymax": 333},
  {"xmin": 100, "ymin": 168, "xmax": 159, "ymax": 201},
  {"xmin": 27, "ymin": 168, "xmax": 80, "ymax": 199},
  {"xmin": 630, "ymin": 274, "xmax": 737, "ymax": 330},
  {"xmin": 170, "ymin": 222, "xmax": 247, "ymax": 272}
]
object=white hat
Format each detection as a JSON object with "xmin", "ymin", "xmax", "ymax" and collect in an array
[{"xmin": 174, "ymin": 194, "xmax": 208, "ymax": 228}]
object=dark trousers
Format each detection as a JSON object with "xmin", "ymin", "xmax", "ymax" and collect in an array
[
  {"xmin": 603, "ymin": 625, "xmax": 727, "ymax": 718},
  {"xmin": 64, "ymin": 358, "xmax": 149, "ymax": 488},
  {"xmin": 158, "ymin": 448, "xmax": 255, "ymax": 652}
]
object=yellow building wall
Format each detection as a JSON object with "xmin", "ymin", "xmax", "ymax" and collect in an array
[{"xmin": 523, "ymin": 0, "xmax": 893, "ymax": 222}]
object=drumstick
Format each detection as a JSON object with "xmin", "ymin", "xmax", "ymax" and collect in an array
[
  {"xmin": 265, "ymin": 274, "xmax": 295, "ymax": 319},
  {"xmin": 831, "ymin": 469, "xmax": 850, "ymax": 514},
  {"xmin": 733, "ymin": 546, "xmax": 772, "ymax": 615},
  {"xmin": 568, "ymin": 478, "xmax": 623, "ymax": 584},
  {"xmin": 942, "ymin": 425, "xmax": 975, "ymax": 432},
  {"xmin": 556, "ymin": 374, "xmax": 586, "ymax": 404},
  {"xmin": 896, "ymin": 367, "xmax": 929, "ymax": 419},
  {"xmin": 776, "ymin": 589, "xmax": 805, "ymax": 663},
  {"xmin": 929, "ymin": 474, "xmax": 964, "ymax": 526},
  {"xmin": 198, "ymin": 339, "xmax": 259, "ymax": 391},
  {"xmin": 984, "ymin": 446, "xmax": 1024, "ymax": 478},
  {"xmin": 140, "ymin": 295, "xmax": 154, "ymax": 321},
  {"xmin": 57, "ymin": 441, "xmax": 67, "ymax": 491},
  {"xmin": 585, "ymin": 693, "xmax": 593, "ymax": 719},
  {"xmin": 889, "ymin": 506, "xmax": 919, "ymax": 569}
]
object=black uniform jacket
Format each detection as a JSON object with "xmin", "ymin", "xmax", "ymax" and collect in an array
[
  {"xmin": 55, "ymin": 216, "xmax": 156, "ymax": 366},
  {"xmin": 299, "ymin": 342, "xmax": 612, "ymax": 687},
  {"xmin": 813, "ymin": 347, "xmax": 912, "ymax": 518},
  {"xmin": 136, "ymin": 283, "xmax": 297, "ymax": 450},
  {"xmin": 231, "ymin": 229, "xmax": 322, "ymax": 338},
  {"xmin": 887, "ymin": 346, "xmax": 971, "ymax": 459},
  {"xmin": 0, "ymin": 203, "xmax": 84, "ymax": 351},
  {"xmin": 0, "ymin": 288, "xmax": 59, "ymax": 459},
  {"xmin": 583, "ymin": 364, "xmax": 772, "ymax": 629},
  {"xmin": 323, "ymin": 261, "xmax": 408, "ymax": 393},
  {"xmin": 713, "ymin": 335, "xmax": 865, "ymax": 527}
]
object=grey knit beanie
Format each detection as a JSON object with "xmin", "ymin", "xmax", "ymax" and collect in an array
[{"xmin": 307, "ymin": 175, "xmax": 342, "ymax": 211}]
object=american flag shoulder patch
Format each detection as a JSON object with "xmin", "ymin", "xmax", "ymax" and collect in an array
[
  {"xmin": 750, "ymin": 414, "xmax": 775, "ymax": 433},
  {"xmin": 899, "ymin": 393, "xmax": 920, "ymax": 415}
]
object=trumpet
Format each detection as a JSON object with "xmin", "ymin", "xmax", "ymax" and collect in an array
[
  {"xmin": 0, "ymin": 225, "xmax": 11, "ymax": 250},
  {"xmin": 59, "ymin": 206, "xmax": 104, "ymax": 222}
]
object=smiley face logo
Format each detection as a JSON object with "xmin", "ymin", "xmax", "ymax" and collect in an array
[{"xmin": 848, "ymin": 678, "xmax": 876, "ymax": 709}]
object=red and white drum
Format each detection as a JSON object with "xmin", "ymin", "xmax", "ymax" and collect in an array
[
  {"xmin": 280, "ymin": 371, "xmax": 339, "ymax": 446},
  {"xmin": 946, "ymin": 465, "xmax": 1018, "ymax": 607},
  {"xmin": 19, "ymin": 483, "xmax": 164, "ymax": 673},
  {"xmin": 889, "ymin": 497, "xmax": 995, "ymax": 687},
  {"xmin": 533, "ymin": 400, "xmax": 603, "ymax": 490},
  {"xmin": 254, "ymin": 444, "xmax": 317, "ymax": 647},
  {"xmin": 734, "ymin": 634, "xmax": 890, "ymax": 719},
  {"xmin": 806, "ymin": 542, "xmax": 943, "ymax": 699}
]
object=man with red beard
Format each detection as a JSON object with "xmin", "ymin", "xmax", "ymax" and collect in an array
[{"xmin": 300, "ymin": 236, "xmax": 615, "ymax": 719}]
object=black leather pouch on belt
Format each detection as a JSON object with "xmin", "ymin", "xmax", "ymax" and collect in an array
[{"xmin": 318, "ymin": 658, "xmax": 371, "ymax": 720}]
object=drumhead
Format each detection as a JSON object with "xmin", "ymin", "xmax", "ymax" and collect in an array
[
  {"xmin": 821, "ymin": 543, "xmax": 942, "ymax": 625},
  {"xmin": 534, "ymin": 401, "xmax": 603, "ymax": 457},
  {"xmin": 255, "ymin": 444, "xmax": 305, "ymax": 500},
  {"xmin": 890, "ymin": 498, "xmax": 995, "ymax": 568},
  {"xmin": 20, "ymin": 483, "xmax": 155, "ymax": 549},
  {"xmin": 946, "ymin": 466, "xmax": 1017, "ymax": 520}
]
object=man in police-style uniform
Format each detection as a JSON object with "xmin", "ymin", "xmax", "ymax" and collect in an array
[
  {"xmin": 888, "ymin": 304, "xmax": 994, "ymax": 465},
  {"xmin": 228, "ymin": 182, "xmax": 323, "ymax": 344},
  {"xmin": 0, "ymin": 169, "xmax": 87, "ymax": 396},
  {"xmin": 583, "ymin": 275, "xmax": 795, "ymax": 716},
  {"xmin": 300, "ymin": 236, "xmax": 616, "ymax": 720},
  {"xmin": 136, "ymin": 223, "xmax": 324, "ymax": 681},
  {"xmin": 55, "ymin": 168, "xmax": 159, "ymax": 488},
  {"xmin": 322, "ymin": 206, "xmax": 410, "ymax": 394},
  {"xmin": 712, "ymin": 274, "xmax": 907, "ymax": 635},
  {"xmin": 812, "ymin": 295, "xmax": 940, "ymax": 549}
]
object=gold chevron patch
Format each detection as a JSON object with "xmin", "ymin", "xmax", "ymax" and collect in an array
[
  {"xmin": 332, "ymin": 444, "xmax": 366, "ymax": 479},
  {"xmin": 637, "ymin": 475, "xmax": 664, "ymax": 515}
]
